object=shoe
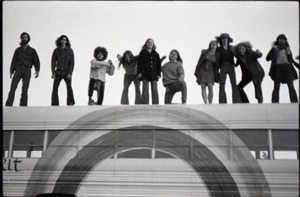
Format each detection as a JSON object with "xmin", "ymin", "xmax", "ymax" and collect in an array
[{"xmin": 88, "ymin": 99, "xmax": 94, "ymax": 105}]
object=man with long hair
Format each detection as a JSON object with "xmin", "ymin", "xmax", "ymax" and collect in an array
[
  {"xmin": 216, "ymin": 33, "xmax": 241, "ymax": 104},
  {"xmin": 51, "ymin": 35, "xmax": 75, "ymax": 106}
]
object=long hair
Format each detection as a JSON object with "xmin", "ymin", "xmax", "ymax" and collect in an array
[
  {"xmin": 208, "ymin": 40, "xmax": 218, "ymax": 51},
  {"xmin": 93, "ymin": 46, "xmax": 108, "ymax": 61},
  {"xmin": 119, "ymin": 50, "xmax": 134, "ymax": 67},
  {"xmin": 216, "ymin": 33, "xmax": 233, "ymax": 47},
  {"xmin": 141, "ymin": 38, "xmax": 156, "ymax": 51},
  {"xmin": 55, "ymin": 35, "xmax": 71, "ymax": 48},
  {"xmin": 273, "ymin": 34, "xmax": 290, "ymax": 48},
  {"xmin": 169, "ymin": 49, "xmax": 183, "ymax": 63},
  {"xmin": 233, "ymin": 41, "xmax": 253, "ymax": 57}
]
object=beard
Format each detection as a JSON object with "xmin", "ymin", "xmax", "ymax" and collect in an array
[{"xmin": 20, "ymin": 40, "xmax": 29, "ymax": 46}]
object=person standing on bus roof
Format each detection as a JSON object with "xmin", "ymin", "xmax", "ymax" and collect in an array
[
  {"xmin": 194, "ymin": 40, "xmax": 220, "ymax": 104},
  {"xmin": 216, "ymin": 33, "xmax": 241, "ymax": 104},
  {"xmin": 117, "ymin": 50, "xmax": 141, "ymax": 105},
  {"xmin": 162, "ymin": 49, "xmax": 187, "ymax": 104},
  {"xmin": 5, "ymin": 32, "xmax": 40, "ymax": 107},
  {"xmin": 137, "ymin": 38, "xmax": 162, "ymax": 104},
  {"xmin": 266, "ymin": 34, "xmax": 299, "ymax": 103},
  {"xmin": 88, "ymin": 46, "xmax": 115, "ymax": 105},
  {"xmin": 233, "ymin": 41, "xmax": 265, "ymax": 103},
  {"xmin": 51, "ymin": 35, "xmax": 75, "ymax": 106}
]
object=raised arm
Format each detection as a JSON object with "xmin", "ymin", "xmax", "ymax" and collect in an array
[{"xmin": 91, "ymin": 59, "xmax": 110, "ymax": 68}]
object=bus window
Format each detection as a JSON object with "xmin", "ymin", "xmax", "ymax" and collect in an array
[
  {"xmin": 47, "ymin": 130, "xmax": 62, "ymax": 146},
  {"xmin": 46, "ymin": 130, "xmax": 79, "ymax": 159},
  {"xmin": 118, "ymin": 148, "xmax": 152, "ymax": 159},
  {"xmin": 155, "ymin": 150, "xmax": 176, "ymax": 158},
  {"xmin": 272, "ymin": 130, "xmax": 299, "ymax": 160},
  {"xmin": 12, "ymin": 131, "xmax": 44, "ymax": 158},
  {"xmin": 233, "ymin": 130, "xmax": 269, "ymax": 160},
  {"xmin": 3, "ymin": 131, "xmax": 11, "ymax": 158}
]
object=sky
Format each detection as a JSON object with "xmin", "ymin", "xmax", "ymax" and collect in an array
[{"xmin": 2, "ymin": 1, "xmax": 299, "ymax": 106}]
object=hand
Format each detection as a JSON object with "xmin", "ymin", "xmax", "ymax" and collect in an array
[
  {"xmin": 34, "ymin": 71, "xmax": 39, "ymax": 78},
  {"xmin": 10, "ymin": 72, "xmax": 14, "ymax": 79},
  {"xmin": 157, "ymin": 75, "xmax": 161, "ymax": 79},
  {"xmin": 108, "ymin": 60, "xmax": 112, "ymax": 65},
  {"xmin": 138, "ymin": 73, "xmax": 142, "ymax": 79},
  {"xmin": 66, "ymin": 74, "xmax": 72, "ymax": 80},
  {"xmin": 161, "ymin": 56, "xmax": 167, "ymax": 62}
]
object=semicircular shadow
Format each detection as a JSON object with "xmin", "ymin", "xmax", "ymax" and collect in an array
[
  {"xmin": 53, "ymin": 125, "xmax": 241, "ymax": 197},
  {"xmin": 25, "ymin": 106, "xmax": 271, "ymax": 197}
]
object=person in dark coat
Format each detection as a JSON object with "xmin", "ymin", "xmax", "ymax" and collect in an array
[
  {"xmin": 233, "ymin": 42, "xmax": 265, "ymax": 103},
  {"xmin": 266, "ymin": 34, "xmax": 299, "ymax": 103},
  {"xmin": 216, "ymin": 33, "xmax": 241, "ymax": 104},
  {"xmin": 5, "ymin": 32, "xmax": 40, "ymax": 106},
  {"xmin": 137, "ymin": 38, "xmax": 161, "ymax": 104},
  {"xmin": 194, "ymin": 40, "xmax": 220, "ymax": 104}
]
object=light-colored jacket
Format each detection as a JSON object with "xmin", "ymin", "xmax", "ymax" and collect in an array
[{"xmin": 90, "ymin": 59, "xmax": 115, "ymax": 82}]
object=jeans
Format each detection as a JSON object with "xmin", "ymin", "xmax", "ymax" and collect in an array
[
  {"xmin": 88, "ymin": 78, "xmax": 105, "ymax": 105},
  {"xmin": 238, "ymin": 73, "xmax": 263, "ymax": 103},
  {"xmin": 6, "ymin": 66, "xmax": 31, "ymax": 106},
  {"xmin": 165, "ymin": 81, "xmax": 187, "ymax": 104},
  {"xmin": 121, "ymin": 74, "xmax": 141, "ymax": 104},
  {"xmin": 141, "ymin": 79, "xmax": 159, "ymax": 104},
  {"xmin": 271, "ymin": 64, "xmax": 298, "ymax": 103},
  {"xmin": 219, "ymin": 63, "xmax": 241, "ymax": 103},
  {"xmin": 51, "ymin": 73, "xmax": 75, "ymax": 106}
]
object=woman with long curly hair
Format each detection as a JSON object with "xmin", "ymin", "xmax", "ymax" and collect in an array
[{"xmin": 233, "ymin": 41, "xmax": 265, "ymax": 103}]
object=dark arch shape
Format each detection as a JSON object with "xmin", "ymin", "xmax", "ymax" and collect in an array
[
  {"xmin": 53, "ymin": 126, "xmax": 241, "ymax": 197},
  {"xmin": 25, "ymin": 106, "xmax": 271, "ymax": 197}
]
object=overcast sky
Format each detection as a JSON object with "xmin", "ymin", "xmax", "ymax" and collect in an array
[{"xmin": 2, "ymin": 1, "xmax": 299, "ymax": 106}]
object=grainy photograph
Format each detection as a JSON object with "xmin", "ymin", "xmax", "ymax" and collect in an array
[{"xmin": 2, "ymin": 1, "xmax": 299, "ymax": 197}]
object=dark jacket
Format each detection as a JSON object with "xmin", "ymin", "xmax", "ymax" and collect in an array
[
  {"xmin": 217, "ymin": 46, "xmax": 235, "ymax": 66},
  {"xmin": 194, "ymin": 49, "xmax": 220, "ymax": 84},
  {"xmin": 266, "ymin": 46, "xmax": 298, "ymax": 83},
  {"xmin": 235, "ymin": 50, "xmax": 265, "ymax": 83},
  {"xmin": 51, "ymin": 47, "xmax": 75, "ymax": 75},
  {"xmin": 10, "ymin": 45, "xmax": 40, "ymax": 74},
  {"xmin": 137, "ymin": 49, "xmax": 161, "ymax": 81}
]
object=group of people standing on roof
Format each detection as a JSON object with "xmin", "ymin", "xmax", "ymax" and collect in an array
[
  {"xmin": 4, "ymin": 32, "xmax": 299, "ymax": 107},
  {"xmin": 194, "ymin": 33, "xmax": 299, "ymax": 104}
]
